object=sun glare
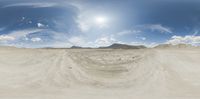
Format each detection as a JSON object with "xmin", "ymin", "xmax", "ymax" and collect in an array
[{"xmin": 95, "ymin": 16, "xmax": 107, "ymax": 24}]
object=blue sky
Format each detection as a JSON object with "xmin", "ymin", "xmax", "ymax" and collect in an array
[{"xmin": 0, "ymin": 0, "xmax": 200, "ymax": 48}]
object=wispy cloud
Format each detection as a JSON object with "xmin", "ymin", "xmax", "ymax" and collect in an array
[
  {"xmin": 140, "ymin": 24, "xmax": 172, "ymax": 34},
  {"xmin": 136, "ymin": 36, "xmax": 146, "ymax": 40},
  {"xmin": 31, "ymin": 37, "xmax": 42, "ymax": 42},
  {"xmin": 7, "ymin": 29, "xmax": 43, "ymax": 38},
  {"xmin": 2, "ymin": 3, "xmax": 57, "ymax": 8},
  {"xmin": 117, "ymin": 30, "xmax": 141, "ymax": 36}
]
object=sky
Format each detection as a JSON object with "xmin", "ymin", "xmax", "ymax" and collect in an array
[{"xmin": 0, "ymin": 0, "xmax": 200, "ymax": 48}]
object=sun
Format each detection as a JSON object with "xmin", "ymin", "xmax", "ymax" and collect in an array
[
  {"xmin": 95, "ymin": 16, "xmax": 107, "ymax": 24},
  {"xmin": 94, "ymin": 16, "xmax": 108, "ymax": 27},
  {"xmin": 94, "ymin": 16, "xmax": 108, "ymax": 24}
]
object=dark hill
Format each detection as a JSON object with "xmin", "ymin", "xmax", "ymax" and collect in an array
[
  {"xmin": 99, "ymin": 43, "xmax": 146, "ymax": 49},
  {"xmin": 70, "ymin": 46, "xmax": 82, "ymax": 49}
]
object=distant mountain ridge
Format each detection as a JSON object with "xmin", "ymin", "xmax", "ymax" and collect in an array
[
  {"xmin": 70, "ymin": 46, "xmax": 83, "ymax": 49},
  {"xmin": 99, "ymin": 43, "xmax": 147, "ymax": 49}
]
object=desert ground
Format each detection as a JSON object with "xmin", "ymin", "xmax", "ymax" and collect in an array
[{"xmin": 0, "ymin": 47, "xmax": 200, "ymax": 99}]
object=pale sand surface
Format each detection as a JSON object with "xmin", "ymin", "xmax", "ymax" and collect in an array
[{"xmin": 0, "ymin": 47, "xmax": 200, "ymax": 99}]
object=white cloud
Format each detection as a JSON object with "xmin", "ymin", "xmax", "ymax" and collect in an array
[
  {"xmin": 95, "ymin": 36, "xmax": 118, "ymax": 47},
  {"xmin": 117, "ymin": 30, "xmax": 141, "ymax": 36},
  {"xmin": 31, "ymin": 37, "xmax": 42, "ymax": 42},
  {"xmin": 37, "ymin": 23, "xmax": 45, "ymax": 28},
  {"xmin": 2, "ymin": 3, "xmax": 57, "ymax": 8},
  {"xmin": 142, "ymin": 24, "xmax": 172, "ymax": 34},
  {"xmin": 167, "ymin": 35, "xmax": 200, "ymax": 45},
  {"xmin": 0, "ymin": 29, "xmax": 43, "ymax": 43},
  {"xmin": 0, "ymin": 35, "xmax": 15, "ymax": 41},
  {"xmin": 68, "ymin": 35, "xmax": 120, "ymax": 47}
]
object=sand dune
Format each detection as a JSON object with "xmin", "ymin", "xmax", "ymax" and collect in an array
[{"xmin": 0, "ymin": 47, "xmax": 200, "ymax": 99}]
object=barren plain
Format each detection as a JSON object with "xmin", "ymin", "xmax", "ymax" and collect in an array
[{"xmin": 0, "ymin": 47, "xmax": 199, "ymax": 99}]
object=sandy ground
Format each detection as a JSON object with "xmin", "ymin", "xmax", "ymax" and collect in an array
[{"xmin": 0, "ymin": 47, "xmax": 200, "ymax": 99}]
